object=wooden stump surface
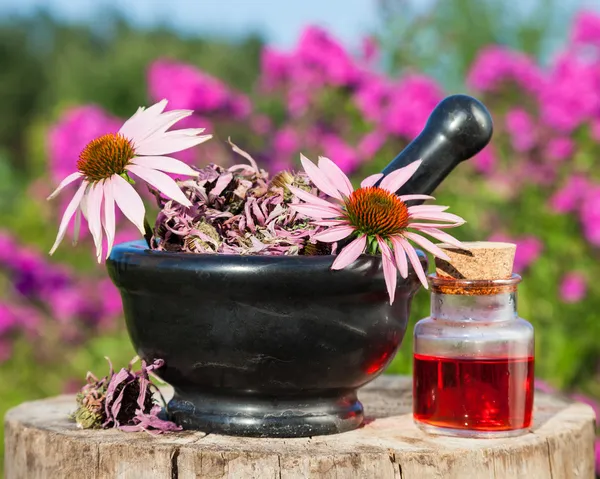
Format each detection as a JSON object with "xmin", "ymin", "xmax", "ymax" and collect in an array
[{"xmin": 4, "ymin": 375, "xmax": 596, "ymax": 479}]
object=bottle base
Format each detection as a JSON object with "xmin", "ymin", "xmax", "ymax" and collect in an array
[{"xmin": 414, "ymin": 419, "xmax": 531, "ymax": 439}]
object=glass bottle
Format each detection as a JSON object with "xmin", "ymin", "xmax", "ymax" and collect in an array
[{"xmin": 413, "ymin": 273, "xmax": 534, "ymax": 438}]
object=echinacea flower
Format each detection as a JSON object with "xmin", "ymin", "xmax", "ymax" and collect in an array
[
  {"xmin": 47, "ymin": 100, "xmax": 211, "ymax": 262},
  {"xmin": 289, "ymin": 155, "xmax": 465, "ymax": 304}
]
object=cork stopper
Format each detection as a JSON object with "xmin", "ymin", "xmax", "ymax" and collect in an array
[{"xmin": 434, "ymin": 241, "xmax": 516, "ymax": 280}]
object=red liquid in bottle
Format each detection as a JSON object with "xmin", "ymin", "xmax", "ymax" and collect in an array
[{"xmin": 413, "ymin": 354, "xmax": 534, "ymax": 431}]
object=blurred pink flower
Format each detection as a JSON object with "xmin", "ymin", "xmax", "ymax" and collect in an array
[
  {"xmin": 545, "ymin": 137, "xmax": 575, "ymax": 161},
  {"xmin": 260, "ymin": 47, "xmax": 290, "ymax": 90},
  {"xmin": 541, "ymin": 52, "xmax": 600, "ymax": 132},
  {"xmin": 295, "ymin": 26, "xmax": 359, "ymax": 87},
  {"xmin": 550, "ymin": 175, "xmax": 589, "ymax": 213},
  {"xmin": 384, "ymin": 75, "xmax": 443, "ymax": 139},
  {"xmin": 98, "ymin": 278, "xmax": 123, "ymax": 323},
  {"xmin": 48, "ymin": 106, "xmax": 121, "ymax": 182},
  {"xmin": 559, "ymin": 272, "xmax": 587, "ymax": 303},
  {"xmin": 571, "ymin": 11, "xmax": 600, "ymax": 47},
  {"xmin": 580, "ymin": 186, "xmax": 600, "ymax": 246},
  {"xmin": 473, "ymin": 145, "xmax": 497, "ymax": 175},
  {"xmin": 489, "ymin": 234, "xmax": 543, "ymax": 273},
  {"xmin": 361, "ymin": 36, "xmax": 380, "ymax": 63},
  {"xmin": 467, "ymin": 45, "xmax": 545, "ymax": 95},
  {"xmin": 272, "ymin": 127, "xmax": 300, "ymax": 157},
  {"xmin": 286, "ymin": 86, "xmax": 311, "ymax": 117},
  {"xmin": 148, "ymin": 59, "xmax": 250, "ymax": 119},
  {"xmin": 357, "ymin": 130, "xmax": 386, "ymax": 158},
  {"xmin": 320, "ymin": 134, "xmax": 360, "ymax": 173},
  {"xmin": 505, "ymin": 109, "xmax": 536, "ymax": 152},
  {"xmin": 250, "ymin": 115, "xmax": 272, "ymax": 135},
  {"xmin": 353, "ymin": 74, "xmax": 390, "ymax": 122}
]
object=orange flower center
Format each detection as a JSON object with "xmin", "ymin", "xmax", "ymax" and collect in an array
[
  {"xmin": 344, "ymin": 186, "xmax": 409, "ymax": 236},
  {"xmin": 77, "ymin": 133, "xmax": 135, "ymax": 182}
]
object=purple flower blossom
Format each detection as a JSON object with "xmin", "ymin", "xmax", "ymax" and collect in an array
[
  {"xmin": 260, "ymin": 47, "xmax": 290, "ymax": 90},
  {"xmin": 505, "ymin": 109, "xmax": 536, "ymax": 152},
  {"xmin": 384, "ymin": 75, "xmax": 443, "ymax": 139},
  {"xmin": 472, "ymin": 145, "xmax": 497, "ymax": 175},
  {"xmin": 489, "ymin": 234, "xmax": 543, "ymax": 273},
  {"xmin": 545, "ymin": 137, "xmax": 575, "ymax": 162},
  {"xmin": 148, "ymin": 59, "xmax": 250, "ymax": 119},
  {"xmin": 48, "ymin": 106, "xmax": 121, "ymax": 182},
  {"xmin": 571, "ymin": 11, "xmax": 600, "ymax": 47},
  {"xmin": 580, "ymin": 186, "xmax": 600, "ymax": 246},
  {"xmin": 560, "ymin": 273, "xmax": 587, "ymax": 303},
  {"xmin": 272, "ymin": 127, "xmax": 300, "ymax": 157},
  {"xmin": 295, "ymin": 26, "xmax": 359, "ymax": 87},
  {"xmin": 467, "ymin": 45, "xmax": 545, "ymax": 95},
  {"xmin": 320, "ymin": 134, "xmax": 359, "ymax": 173},
  {"xmin": 353, "ymin": 74, "xmax": 390, "ymax": 122},
  {"xmin": 541, "ymin": 52, "xmax": 600, "ymax": 132},
  {"xmin": 357, "ymin": 130, "xmax": 386, "ymax": 158},
  {"xmin": 361, "ymin": 36, "xmax": 379, "ymax": 64},
  {"xmin": 550, "ymin": 175, "xmax": 589, "ymax": 213}
]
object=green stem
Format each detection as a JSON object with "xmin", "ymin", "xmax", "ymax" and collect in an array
[{"xmin": 143, "ymin": 217, "xmax": 153, "ymax": 248}]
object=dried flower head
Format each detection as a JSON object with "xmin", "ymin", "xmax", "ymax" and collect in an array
[
  {"xmin": 72, "ymin": 356, "xmax": 181, "ymax": 434},
  {"xmin": 151, "ymin": 140, "xmax": 327, "ymax": 255}
]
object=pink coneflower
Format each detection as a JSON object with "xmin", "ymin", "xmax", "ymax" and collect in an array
[
  {"xmin": 289, "ymin": 156, "xmax": 465, "ymax": 304},
  {"xmin": 47, "ymin": 100, "xmax": 211, "ymax": 262}
]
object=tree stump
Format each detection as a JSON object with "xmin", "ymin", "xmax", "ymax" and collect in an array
[{"xmin": 4, "ymin": 375, "xmax": 596, "ymax": 479}]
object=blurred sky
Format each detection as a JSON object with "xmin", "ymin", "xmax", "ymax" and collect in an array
[
  {"xmin": 0, "ymin": 0, "xmax": 418, "ymax": 48},
  {"xmin": 0, "ymin": 0, "xmax": 594, "ymax": 49}
]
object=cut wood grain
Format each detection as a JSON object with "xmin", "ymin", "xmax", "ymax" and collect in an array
[{"xmin": 4, "ymin": 375, "xmax": 595, "ymax": 479}]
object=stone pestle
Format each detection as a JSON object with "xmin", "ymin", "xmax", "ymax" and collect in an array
[{"xmin": 378, "ymin": 94, "xmax": 493, "ymax": 204}]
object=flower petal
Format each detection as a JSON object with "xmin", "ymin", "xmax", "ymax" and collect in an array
[
  {"xmin": 72, "ymin": 208, "xmax": 82, "ymax": 246},
  {"xmin": 86, "ymin": 183, "xmax": 105, "ymax": 263},
  {"xmin": 288, "ymin": 185, "xmax": 342, "ymax": 211},
  {"xmin": 390, "ymin": 236, "xmax": 408, "ymax": 278},
  {"xmin": 408, "ymin": 222, "xmax": 464, "ymax": 229},
  {"xmin": 318, "ymin": 156, "xmax": 353, "ymax": 197},
  {"xmin": 408, "ymin": 205, "xmax": 449, "ymax": 214},
  {"xmin": 112, "ymin": 175, "xmax": 146, "ymax": 235},
  {"xmin": 415, "ymin": 227, "xmax": 465, "ymax": 248},
  {"xmin": 127, "ymin": 164, "xmax": 191, "ymax": 207},
  {"xmin": 49, "ymin": 181, "xmax": 88, "ymax": 255},
  {"xmin": 331, "ymin": 235, "xmax": 367, "ymax": 270},
  {"xmin": 313, "ymin": 225, "xmax": 355, "ymax": 243},
  {"xmin": 379, "ymin": 159, "xmax": 422, "ymax": 193},
  {"xmin": 397, "ymin": 237, "xmax": 428, "ymax": 288},
  {"xmin": 398, "ymin": 194, "xmax": 435, "ymax": 202},
  {"xmin": 290, "ymin": 203, "xmax": 343, "ymax": 219},
  {"xmin": 403, "ymin": 232, "xmax": 450, "ymax": 261},
  {"xmin": 134, "ymin": 133, "xmax": 212, "ymax": 156},
  {"xmin": 119, "ymin": 99, "xmax": 168, "ymax": 139},
  {"xmin": 47, "ymin": 172, "xmax": 83, "ymax": 200},
  {"xmin": 377, "ymin": 237, "xmax": 397, "ymax": 304},
  {"xmin": 102, "ymin": 180, "xmax": 116, "ymax": 260},
  {"xmin": 134, "ymin": 110, "xmax": 193, "ymax": 144},
  {"xmin": 130, "ymin": 156, "xmax": 199, "ymax": 177},
  {"xmin": 300, "ymin": 154, "xmax": 342, "ymax": 200},
  {"xmin": 409, "ymin": 212, "xmax": 466, "ymax": 224},
  {"xmin": 361, "ymin": 173, "xmax": 384, "ymax": 188}
]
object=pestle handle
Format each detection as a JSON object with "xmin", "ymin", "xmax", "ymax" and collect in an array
[{"xmin": 380, "ymin": 94, "xmax": 493, "ymax": 201}]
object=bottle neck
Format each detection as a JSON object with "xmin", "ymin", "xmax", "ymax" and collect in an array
[
  {"xmin": 428, "ymin": 273, "xmax": 521, "ymax": 322},
  {"xmin": 431, "ymin": 290, "xmax": 518, "ymax": 322}
]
